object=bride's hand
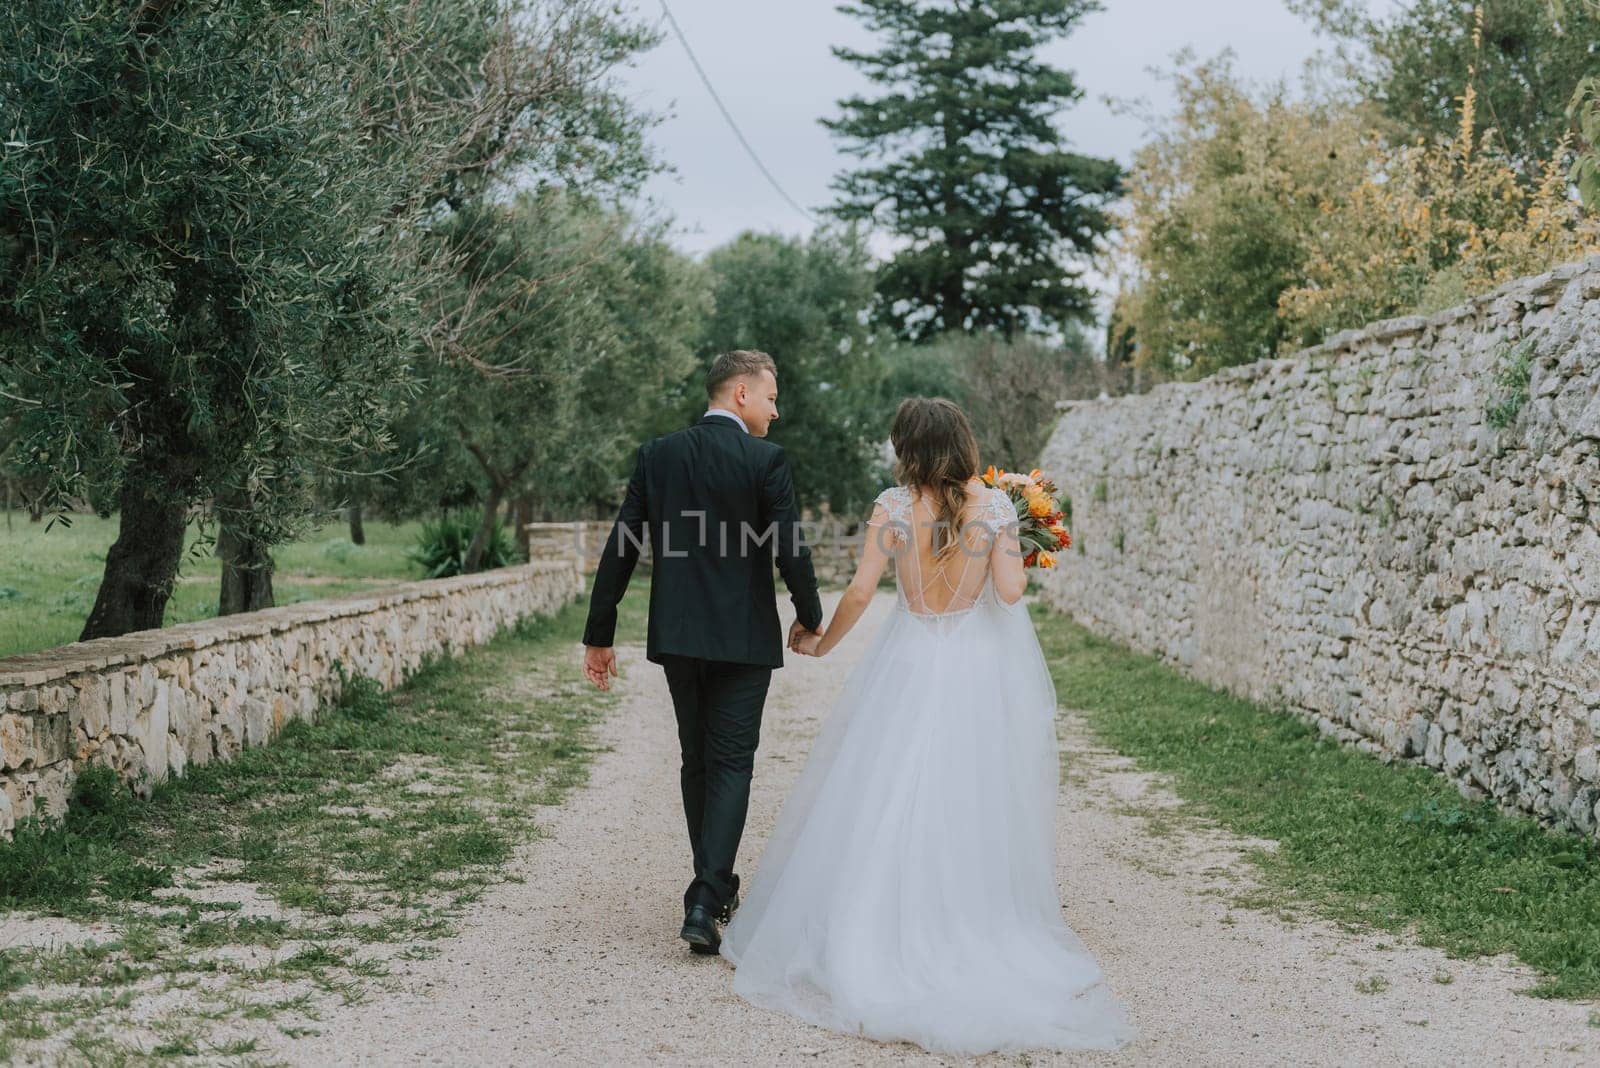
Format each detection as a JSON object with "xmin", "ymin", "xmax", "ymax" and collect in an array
[{"xmin": 795, "ymin": 632, "xmax": 823, "ymax": 657}]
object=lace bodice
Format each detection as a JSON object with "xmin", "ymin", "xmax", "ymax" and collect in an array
[{"xmin": 872, "ymin": 483, "xmax": 1018, "ymax": 618}]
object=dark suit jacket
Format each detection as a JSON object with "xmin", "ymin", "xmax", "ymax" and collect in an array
[{"xmin": 581, "ymin": 413, "xmax": 824, "ymax": 669}]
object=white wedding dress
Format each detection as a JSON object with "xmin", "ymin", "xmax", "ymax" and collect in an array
[{"xmin": 720, "ymin": 484, "xmax": 1137, "ymax": 1056}]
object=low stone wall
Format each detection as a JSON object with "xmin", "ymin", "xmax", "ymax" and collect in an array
[
  {"xmin": 0, "ymin": 560, "xmax": 582, "ymax": 835},
  {"xmin": 526, "ymin": 521, "xmax": 622, "ymax": 574},
  {"xmin": 1037, "ymin": 256, "xmax": 1600, "ymax": 837}
]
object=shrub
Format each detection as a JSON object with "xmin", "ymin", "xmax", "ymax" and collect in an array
[
  {"xmin": 408, "ymin": 511, "xmax": 518, "ymax": 578},
  {"xmin": 1485, "ymin": 337, "xmax": 1536, "ymax": 429},
  {"xmin": 1279, "ymin": 133, "xmax": 1600, "ymax": 349},
  {"xmin": 0, "ymin": 764, "xmax": 171, "ymax": 909}
]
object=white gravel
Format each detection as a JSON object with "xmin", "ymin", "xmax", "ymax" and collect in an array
[{"xmin": 269, "ymin": 591, "xmax": 1600, "ymax": 1066}]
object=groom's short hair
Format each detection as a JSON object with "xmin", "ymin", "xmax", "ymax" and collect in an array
[{"xmin": 706, "ymin": 349, "xmax": 777, "ymax": 399}]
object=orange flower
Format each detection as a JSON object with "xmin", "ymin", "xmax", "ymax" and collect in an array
[
  {"xmin": 1038, "ymin": 550, "xmax": 1056, "ymax": 568},
  {"xmin": 1023, "ymin": 549, "xmax": 1038, "ymax": 567},
  {"xmin": 982, "ymin": 464, "xmax": 1002, "ymax": 486},
  {"xmin": 1028, "ymin": 496, "xmax": 1052, "ymax": 518}
]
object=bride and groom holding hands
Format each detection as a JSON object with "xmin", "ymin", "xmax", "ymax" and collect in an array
[{"xmin": 580, "ymin": 348, "xmax": 1137, "ymax": 1056}]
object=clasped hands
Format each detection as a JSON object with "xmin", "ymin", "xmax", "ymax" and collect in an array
[{"xmin": 788, "ymin": 619, "xmax": 825, "ymax": 657}]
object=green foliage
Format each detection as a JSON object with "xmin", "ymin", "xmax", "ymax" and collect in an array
[
  {"xmin": 409, "ymin": 512, "xmax": 518, "ymax": 579},
  {"xmin": 0, "ymin": 1, "xmax": 432, "ymax": 530},
  {"xmin": 0, "ymin": 766, "xmax": 171, "ymax": 910},
  {"xmin": 335, "ymin": 670, "xmax": 393, "ymax": 724},
  {"xmin": 1486, "ymin": 336, "xmax": 1536, "ymax": 429},
  {"xmin": 1279, "ymin": 131, "xmax": 1598, "ymax": 349},
  {"xmin": 394, "ymin": 190, "xmax": 707, "ymax": 530},
  {"xmin": 1120, "ymin": 50, "xmax": 1599, "ymax": 377},
  {"xmin": 1291, "ymin": 0, "xmax": 1600, "ymax": 175},
  {"xmin": 1570, "ymin": 73, "xmax": 1600, "ymax": 209},
  {"xmin": 697, "ymin": 229, "xmax": 886, "ymax": 516},
  {"xmin": 0, "ymin": 0, "xmax": 662, "ymax": 635},
  {"xmin": 825, "ymin": 0, "xmax": 1120, "ymax": 340},
  {"xmin": 883, "ymin": 328, "xmax": 1108, "ymax": 472},
  {"xmin": 1117, "ymin": 55, "xmax": 1376, "ymax": 377}
]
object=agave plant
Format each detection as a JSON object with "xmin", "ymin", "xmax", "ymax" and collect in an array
[{"xmin": 409, "ymin": 512, "xmax": 519, "ymax": 578}]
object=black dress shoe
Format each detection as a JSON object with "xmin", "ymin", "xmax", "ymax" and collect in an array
[
  {"xmin": 715, "ymin": 888, "xmax": 740, "ymax": 925},
  {"xmin": 680, "ymin": 904, "xmax": 721, "ymax": 955}
]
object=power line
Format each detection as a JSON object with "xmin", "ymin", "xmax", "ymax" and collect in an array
[{"xmin": 656, "ymin": 0, "xmax": 817, "ymax": 225}]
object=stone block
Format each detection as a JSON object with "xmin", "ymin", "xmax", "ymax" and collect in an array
[
  {"xmin": 108, "ymin": 671, "xmax": 131, "ymax": 735},
  {"xmin": 0, "ymin": 714, "xmax": 30, "ymax": 771},
  {"xmin": 242, "ymin": 697, "xmax": 273, "ymax": 748},
  {"xmin": 131, "ymin": 690, "xmax": 169, "ymax": 784},
  {"xmin": 75, "ymin": 675, "xmax": 109, "ymax": 737},
  {"xmin": 31, "ymin": 714, "xmax": 70, "ymax": 766}
]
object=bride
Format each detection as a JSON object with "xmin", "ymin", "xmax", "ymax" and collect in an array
[{"xmin": 718, "ymin": 396, "xmax": 1138, "ymax": 1056}]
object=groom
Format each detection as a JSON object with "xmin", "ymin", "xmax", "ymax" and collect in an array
[{"xmin": 580, "ymin": 349, "xmax": 824, "ymax": 955}]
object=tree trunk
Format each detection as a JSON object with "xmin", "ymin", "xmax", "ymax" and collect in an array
[
  {"xmin": 217, "ymin": 518, "xmax": 276, "ymax": 616},
  {"xmin": 462, "ymin": 488, "xmax": 505, "ymax": 574},
  {"xmin": 347, "ymin": 503, "xmax": 366, "ymax": 546},
  {"xmin": 512, "ymin": 493, "xmax": 533, "ymax": 560},
  {"xmin": 79, "ymin": 476, "xmax": 189, "ymax": 640}
]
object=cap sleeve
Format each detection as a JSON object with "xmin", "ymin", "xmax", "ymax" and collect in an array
[
  {"xmin": 873, "ymin": 484, "xmax": 911, "ymax": 524},
  {"xmin": 983, "ymin": 485, "xmax": 1019, "ymax": 528}
]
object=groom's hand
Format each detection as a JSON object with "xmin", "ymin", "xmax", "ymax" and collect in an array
[
  {"xmin": 583, "ymin": 645, "xmax": 618, "ymax": 691},
  {"xmin": 788, "ymin": 619, "xmax": 821, "ymax": 653}
]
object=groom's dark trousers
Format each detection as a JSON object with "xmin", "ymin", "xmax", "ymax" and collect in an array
[{"xmin": 582, "ymin": 413, "xmax": 823, "ymax": 916}]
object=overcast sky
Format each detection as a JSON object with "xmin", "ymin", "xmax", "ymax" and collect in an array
[{"xmin": 615, "ymin": 1, "xmax": 1388, "ymax": 313}]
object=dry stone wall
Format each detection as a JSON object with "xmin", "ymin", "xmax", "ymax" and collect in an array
[
  {"xmin": 526, "ymin": 521, "xmax": 625, "ymax": 573},
  {"xmin": 1038, "ymin": 256, "xmax": 1600, "ymax": 837},
  {"xmin": 0, "ymin": 561, "xmax": 581, "ymax": 835}
]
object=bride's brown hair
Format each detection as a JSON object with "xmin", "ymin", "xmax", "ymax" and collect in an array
[{"xmin": 889, "ymin": 397, "xmax": 982, "ymax": 564}]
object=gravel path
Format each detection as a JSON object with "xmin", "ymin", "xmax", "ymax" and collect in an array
[{"xmin": 272, "ymin": 591, "xmax": 1600, "ymax": 1066}]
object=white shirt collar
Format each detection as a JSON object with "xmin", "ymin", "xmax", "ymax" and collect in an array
[{"xmin": 703, "ymin": 407, "xmax": 749, "ymax": 433}]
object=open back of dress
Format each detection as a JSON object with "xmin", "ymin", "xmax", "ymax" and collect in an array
[{"xmin": 873, "ymin": 483, "xmax": 1017, "ymax": 629}]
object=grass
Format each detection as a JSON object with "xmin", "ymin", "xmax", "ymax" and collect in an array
[
  {"xmin": 0, "ymin": 575, "xmax": 646, "ymax": 1061},
  {"xmin": 1034, "ymin": 606, "xmax": 1600, "ymax": 1000},
  {"xmin": 0, "ymin": 511, "xmax": 429, "ymax": 658}
]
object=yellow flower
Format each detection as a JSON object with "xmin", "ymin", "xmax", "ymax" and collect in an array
[
  {"xmin": 1038, "ymin": 551, "xmax": 1056, "ymax": 568},
  {"xmin": 1028, "ymin": 495, "xmax": 1052, "ymax": 518}
]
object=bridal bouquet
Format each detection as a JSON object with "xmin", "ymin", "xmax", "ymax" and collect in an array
[{"xmin": 980, "ymin": 465, "xmax": 1070, "ymax": 569}]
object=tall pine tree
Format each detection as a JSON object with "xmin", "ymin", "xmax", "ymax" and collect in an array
[{"xmin": 825, "ymin": 0, "xmax": 1120, "ymax": 341}]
